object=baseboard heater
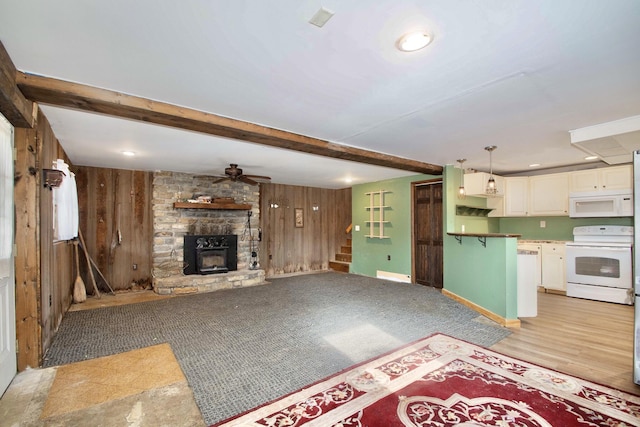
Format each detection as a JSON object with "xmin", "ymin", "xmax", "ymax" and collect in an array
[{"xmin": 376, "ymin": 270, "xmax": 411, "ymax": 283}]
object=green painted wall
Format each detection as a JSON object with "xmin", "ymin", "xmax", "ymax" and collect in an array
[
  {"xmin": 445, "ymin": 232, "xmax": 518, "ymax": 319},
  {"xmin": 351, "ymin": 174, "xmax": 437, "ymax": 278},
  {"xmin": 499, "ymin": 216, "xmax": 632, "ymax": 240},
  {"xmin": 443, "ymin": 165, "xmax": 518, "ymax": 320}
]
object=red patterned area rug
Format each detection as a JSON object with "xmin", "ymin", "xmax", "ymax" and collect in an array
[{"xmin": 212, "ymin": 333, "xmax": 640, "ymax": 427}]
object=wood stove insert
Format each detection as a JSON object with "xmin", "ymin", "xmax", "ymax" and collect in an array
[{"xmin": 183, "ymin": 235, "xmax": 237, "ymax": 275}]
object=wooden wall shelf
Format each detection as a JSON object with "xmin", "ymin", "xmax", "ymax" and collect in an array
[{"xmin": 173, "ymin": 202, "xmax": 251, "ymax": 210}]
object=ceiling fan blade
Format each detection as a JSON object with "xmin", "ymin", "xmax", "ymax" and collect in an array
[
  {"xmin": 212, "ymin": 176, "xmax": 231, "ymax": 184},
  {"xmin": 244, "ymin": 174, "xmax": 271, "ymax": 181},
  {"xmin": 238, "ymin": 175, "xmax": 258, "ymax": 185}
]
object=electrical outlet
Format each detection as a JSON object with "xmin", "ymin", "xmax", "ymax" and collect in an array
[
  {"xmin": 132, "ymin": 263, "xmax": 138, "ymax": 270},
  {"xmin": 387, "ymin": 255, "xmax": 391, "ymax": 261},
  {"xmin": 355, "ymin": 225, "xmax": 360, "ymax": 232},
  {"xmin": 540, "ymin": 220, "xmax": 546, "ymax": 228}
]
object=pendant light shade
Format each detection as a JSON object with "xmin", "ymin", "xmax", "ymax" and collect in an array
[
  {"xmin": 485, "ymin": 146, "xmax": 497, "ymax": 195},
  {"xmin": 457, "ymin": 159, "xmax": 466, "ymax": 199}
]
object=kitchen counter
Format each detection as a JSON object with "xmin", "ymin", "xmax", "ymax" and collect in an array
[
  {"xmin": 448, "ymin": 232, "xmax": 522, "ymax": 238},
  {"xmin": 518, "ymin": 239, "xmax": 570, "ymax": 244}
]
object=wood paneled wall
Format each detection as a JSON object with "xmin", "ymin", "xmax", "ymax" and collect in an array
[
  {"xmin": 75, "ymin": 167, "xmax": 152, "ymax": 291},
  {"xmin": 14, "ymin": 107, "xmax": 74, "ymax": 370},
  {"xmin": 259, "ymin": 183, "xmax": 351, "ymax": 276}
]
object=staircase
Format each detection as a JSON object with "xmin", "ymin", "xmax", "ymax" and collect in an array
[{"xmin": 329, "ymin": 238, "xmax": 351, "ymax": 273}]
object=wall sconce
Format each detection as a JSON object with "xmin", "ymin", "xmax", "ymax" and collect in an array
[
  {"xmin": 42, "ymin": 168, "xmax": 65, "ymax": 190},
  {"xmin": 269, "ymin": 197, "xmax": 289, "ymax": 209},
  {"xmin": 312, "ymin": 204, "xmax": 320, "ymax": 212},
  {"xmin": 484, "ymin": 145, "xmax": 497, "ymax": 195},
  {"xmin": 456, "ymin": 159, "xmax": 466, "ymax": 199}
]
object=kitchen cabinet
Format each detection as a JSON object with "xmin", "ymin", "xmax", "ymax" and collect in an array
[
  {"xmin": 541, "ymin": 243, "xmax": 566, "ymax": 292},
  {"xmin": 529, "ymin": 173, "xmax": 569, "ymax": 216},
  {"xmin": 517, "ymin": 241, "xmax": 566, "ymax": 292},
  {"xmin": 504, "ymin": 177, "xmax": 529, "ymax": 216},
  {"xmin": 569, "ymin": 165, "xmax": 632, "ymax": 193},
  {"xmin": 463, "ymin": 172, "xmax": 505, "ymax": 197}
]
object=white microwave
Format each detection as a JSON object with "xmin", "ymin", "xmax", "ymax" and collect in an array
[{"xmin": 569, "ymin": 190, "xmax": 633, "ymax": 218}]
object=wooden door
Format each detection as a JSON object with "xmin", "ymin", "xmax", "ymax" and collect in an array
[{"xmin": 412, "ymin": 181, "xmax": 443, "ymax": 288}]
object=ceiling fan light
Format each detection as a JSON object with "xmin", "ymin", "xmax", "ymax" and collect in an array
[{"xmin": 397, "ymin": 31, "xmax": 432, "ymax": 52}]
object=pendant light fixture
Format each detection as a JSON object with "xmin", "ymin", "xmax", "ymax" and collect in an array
[
  {"xmin": 457, "ymin": 159, "xmax": 466, "ymax": 199},
  {"xmin": 484, "ymin": 145, "xmax": 497, "ymax": 195}
]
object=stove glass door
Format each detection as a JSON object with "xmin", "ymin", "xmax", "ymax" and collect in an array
[{"xmin": 566, "ymin": 245, "xmax": 632, "ymax": 289}]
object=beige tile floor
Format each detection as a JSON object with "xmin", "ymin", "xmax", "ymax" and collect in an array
[{"xmin": 0, "ymin": 292, "xmax": 206, "ymax": 427}]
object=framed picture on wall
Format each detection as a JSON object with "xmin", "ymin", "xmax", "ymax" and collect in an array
[{"xmin": 295, "ymin": 208, "xmax": 303, "ymax": 228}]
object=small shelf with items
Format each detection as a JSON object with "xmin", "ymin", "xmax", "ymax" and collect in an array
[{"xmin": 365, "ymin": 190, "xmax": 391, "ymax": 239}]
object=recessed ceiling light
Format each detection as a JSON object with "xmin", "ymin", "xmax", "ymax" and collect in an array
[
  {"xmin": 584, "ymin": 155, "xmax": 598, "ymax": 160},
  {"xmin": 396, "ymin": 31, "xmax": 432, "ymax": 52},
  {"xmin": 344, "ymin": 177, "xmax": 353, "ymax": 183},
  {"xmin": 529, "ymin": 163, "xmax": 541, "ymax": 167},
  {"xmin": 122, "ymin": 151, "xmax": 135, "ymax": 156}
]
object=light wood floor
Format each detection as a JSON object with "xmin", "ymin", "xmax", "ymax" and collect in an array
[{"xmin": 491, "ymin": 291, "xmax": 640, "ymax": 395}]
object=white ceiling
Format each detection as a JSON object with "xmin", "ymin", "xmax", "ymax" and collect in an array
[{"xmin": 1, "ymin": 0, "xmax": 639, "ymax": 189}]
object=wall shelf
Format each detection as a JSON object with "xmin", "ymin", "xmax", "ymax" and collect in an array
[
  {"xmin": 173, "ymin": 202, "xmax": 252, "ymax": 210},
  {"xmin": 455, "ymin": 205, "xmax": 494, "ymax": 217},
  {"xmin": 365, "ymin": 190, "xmax": 391, "ymax": 239}
]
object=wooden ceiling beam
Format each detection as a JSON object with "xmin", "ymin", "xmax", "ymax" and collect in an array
[
  {"xmin": 16, "ymin": 72, "xmax": 443, "ymax": 175},
  {"xmin": 0, "ymin": 42, "xmax": 35, "ymax": 128}
]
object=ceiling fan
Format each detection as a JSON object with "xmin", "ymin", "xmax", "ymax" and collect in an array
[{"xmin": 212, "ymin": 164, "xmax": 271, "ymax": 186}]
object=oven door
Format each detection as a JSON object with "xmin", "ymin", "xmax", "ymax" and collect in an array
[{"xmin": 566, "ymin": 244, "xmax": 632, "ymax": 288}]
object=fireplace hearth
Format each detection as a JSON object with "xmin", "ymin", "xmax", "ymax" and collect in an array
[{"xmin": 184, "ymin": 235, "xmax": 237, "ymax": 275}]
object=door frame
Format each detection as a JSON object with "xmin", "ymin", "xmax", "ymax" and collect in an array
[
  {"xmin": 411, "ymin": 178, "xmax": 443, "ymax": 286},
  {"xmin": 0, "ymin": 114, "xmax": 16, "ymax": 396}
]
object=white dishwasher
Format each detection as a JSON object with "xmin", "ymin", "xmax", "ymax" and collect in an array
[{"xmin": 517, "ymin": 249, "xmax": 538, "ymax": 317}]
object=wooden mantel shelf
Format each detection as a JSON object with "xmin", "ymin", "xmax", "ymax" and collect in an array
[{"xmin": 173, "ymin": 202, "xmax": 251, "ymax": 210}]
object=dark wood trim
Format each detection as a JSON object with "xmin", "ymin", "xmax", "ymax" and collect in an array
[
  {"xmin": 16, "ymin": 72, "xmax": 443, "ymax": 175},
  {"xmin": 0, "ymin": 42, "xmax": 35, "ymax": 128}
]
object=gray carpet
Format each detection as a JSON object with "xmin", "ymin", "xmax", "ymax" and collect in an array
[{"xmin": 43, "ymin": 272, "xmax": 511, "ymax": 425}]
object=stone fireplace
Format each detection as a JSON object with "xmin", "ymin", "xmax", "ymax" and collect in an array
[{"xmin": 151, "ymin": 171, "xmax": 266, "ymax": 295}]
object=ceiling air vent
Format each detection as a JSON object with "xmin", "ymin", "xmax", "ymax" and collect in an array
[{"xmin": 570, "ymin": 115, "xmax": 640, "ymax": 164}]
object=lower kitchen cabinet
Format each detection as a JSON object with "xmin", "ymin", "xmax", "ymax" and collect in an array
[
  {"xmin": 518, "ymin": 241, "xmax": 567, "ymax": 293},
  {"xmin": 541, "ymin": 243, "xmax": 566, "ymax": 292}
]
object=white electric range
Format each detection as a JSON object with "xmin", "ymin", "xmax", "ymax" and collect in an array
[{"xmin": 565, "ymin": 225, "xmax": 633, "ymax": 305}]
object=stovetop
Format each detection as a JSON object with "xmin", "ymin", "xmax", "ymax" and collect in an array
[{"xmin": 570, "ymin": 225, "xmax": 633, "ymax": 246}]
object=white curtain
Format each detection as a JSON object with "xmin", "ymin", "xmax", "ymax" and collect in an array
[{"xmin": 52, "ymin": 159, "xmax": 78, "ymax": 241}]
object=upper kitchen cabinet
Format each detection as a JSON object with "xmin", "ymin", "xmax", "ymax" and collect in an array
[
  {"xmin": 504, "ymin": 177, "xmax": 529, "ymax": 217},
  {"xmin": 464, "ymin": 172, "xmax": 505, "ymax": 197},
  {"xmin": 569, "ymin": 165, "xmax": 632, "ymax": 193},
  {"xmin": 529, "ymin": 173, "xmax": 569, "ymax": 216}
]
